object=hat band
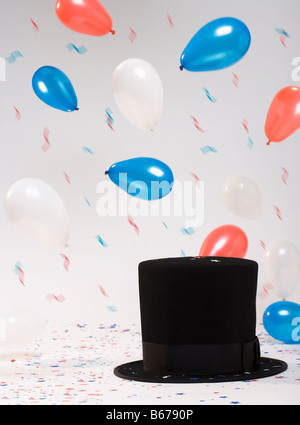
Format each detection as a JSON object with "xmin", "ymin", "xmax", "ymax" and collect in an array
[{"xmin": 143, "ymin": 337, "xmax": 260, "ymax": 376}]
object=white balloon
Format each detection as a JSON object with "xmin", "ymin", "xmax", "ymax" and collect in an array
[
  {"xmin": 4, "ymin": 177, "xmax": 70, "ymax": 248},
  {"xmin": 112, "ymin": 58, "xmax": 163, "ymax": 130},
  {"xmin": 0, "ymin": 309, "xmax": 47, "ymax": 350},
  {"xmin": 221, "ymin": 174, "xmax": 263, "ymax": 219},
  {"xmin": 262, "ymin": 240, "xmax": 300, "ymax": 299}
]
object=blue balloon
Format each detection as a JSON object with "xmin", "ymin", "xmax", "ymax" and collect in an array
[
  {"xmin": 180, "ymin": 17, "xmax": 251, "ymax": 72},
  {"xmin": 263, "ymin": 301, "xmax": 300, "ymax": 344},
  {"xmin": 105, "ymin": 157, "xmax": 174, "ymax": 200},
  {"xmin": 32, "ymin": 66, "xmax": 78, "ymax": 112}
]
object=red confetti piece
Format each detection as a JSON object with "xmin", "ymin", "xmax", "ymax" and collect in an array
[
  {"xmin": 17, "ymin": 266, "xmax": 25, "ymax": 286},
  {"xmin": 232, "ymin": 73, "xmax": 239, "ymax": 87},
  {"xmin": 128, "ymin": 28, "xmax": 136, "ymax": 43},
  {"xmin": 273, "ymin": 205, "xmax": 283, "ymax": 221},
  {"xmin": 63, "ymin": 172, "xmax": 71, "ymax": 184},
  {"xmin": 281, "ymin": 167, "xmax": 289, "ymax": 185},
  {"xmin": 259, "ymin": 240, "xmax": 267, "ymax": 250},
  {"xmin": 242, "ymin": 118, "xmax": 249, "ymax": 134},
  {"xmin": 190, "ymin": 116, "xmax": 204, "ymax": 132},
  {"xmin": 258, "ymin": 282, "xmax": 274, "ymax": 299},
  {"xmin": 30, "ymin": 18, "xmax": 39, "ymax": 32},
  {"xmin": 128, "ymin": 215, "xmax": 139, "ymax": 235},
  {"xmin": 46, "ymin": 294, "xmax": 66, "ymax": 302},
  {"xmin": 13, "ymin": 106, "xmax": 21, "ymax": 120},
  {"xmin": 190, "ymin": 172, "xmax": 201, "ymax": 188},
  {"xmin": 41, "ymin": 127, "xmax": 51, "ymax": 152},
  {"xmin": 98, "ymin": 284, "xmax": 109, "ymax": 297},
  {"xmin": 60, "ymin": 253, "xmax": 70, "ymax": 272},
  {"xmin": 167, "ymin": 13, "xmax": 174, "ymax": 28}
]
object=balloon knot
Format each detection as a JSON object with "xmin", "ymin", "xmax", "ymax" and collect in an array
[
  {"xmin": 111, "ymin": 29, "xmax": 115, "ymax": 35},
  {"xmin": 266, "ymin": 140, "xmax": 271, "ymax": 146},
  {"xmin": 75, "ymin": 107, "xmax": 79, "ymax": 111},
  {"xmin": 105, "ymin": 170, "xmax": 109, "ymax": 175},
  {"xmin": 179, "ymin": 65, "xmax": 184, "ymax": 71}
]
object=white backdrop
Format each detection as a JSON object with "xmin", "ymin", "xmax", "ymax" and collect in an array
[{"xmin": 0, "ymin": 0, "xmax": 299, "ymax": 328}]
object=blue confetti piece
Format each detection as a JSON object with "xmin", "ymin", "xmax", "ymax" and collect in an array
[
  {"xmin": 106, "ymin": 305, "xmax": 118, "ymax": 312},
  {"xmin": 203, "ymin": 87, "xmax": 217, "ymax": 103},
  {"xmin": 13, "ymin": 261, "xmax": 23, "ymax": 275},
  {"xmin": 200, "ymin": 145, "xmax": 218, "ymax": 154},
  {"xmin": 84, "ymin": 197, "xmax": 91, "ymax": 207},
  {"xmin": 275, "ymin": 28, "xmax": 290, "ymax": 37},
  {"xmin": 82, "ymin": 146, "xmax": 94, "ymax": 154},
  {"xmin": 247, "ymin": 137, "xmax": 254, "ymax": 149},
  {"xmin": 95, "ymin": 235, "xmax": 108, "ymax": 247},
  {"xmin": 6, "ymin": 50, "xmax": 23, "ymax": 64},
  {"xmin": 180, "ymin": 227, "xmax": 195, "ymax": 235},
  {"xmin": 66, "ymin": 43, "xmax": 87, "ymax": 54},
  {"xmin": 162, "ymin": 221, "xmax": 168, "ymax": 228},
  {"xmin": 180, "ymin": 249, "xmax": 186, "ymax": 257}
]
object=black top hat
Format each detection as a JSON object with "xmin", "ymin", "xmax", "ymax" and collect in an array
[{"xmin": 114, "ymin": 257, "xmax": 287, "ymax": 383}]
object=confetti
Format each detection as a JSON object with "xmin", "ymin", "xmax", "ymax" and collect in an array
[
  {"xmin": 190, "ymin": 172, "xmax": 201, "ymax": 188},
  {"xmin": 41, "ymin": 127, "xmax": 51, "ymax": 152},
  {"xmin": 17, "ymin": 266, "xmax": 25, "ymax": 286},
  {"xmin": 128, "ymin": 28, "xmax": 136, "ymax": 43},
  {"xmin": 6, "ymin": 50, "xmax": 23, "ymax": 64},
  {"xmin": 203, "ymin": 88, "xmax": 217, "ymax": 103},
  {"xmin": 259, "ymin": 240, "xmax": 267, "ymax": 250},
  {"xmin": 162, "ymin": 221, "xmax": 168, "ymax": 228},
  {"xmin": 190, "ymin": 115, "xmax": 205, "ymax": 132},
  {"xmin": 84, "ymin": 197, "xmax": 91, "ymax": 207},
  {"xmin": 13, "ymin": 261, "xmax": 23, "ymax": 275},
  {"xmin": 128, "ymin": 215, "xmax": 139, "ymax": 235},
  {"xmin": 232, "ymin": 73, "xmax": 239, "ymax": 87},
  {"xmin": 258, "ymin": 283, "xmax": 274, "ymax": 299},
  {"xmin": 63, "ymin": 172, "xmax": 71, "ymax": 185},
  {"xmin": 46, "ymin": 294, "xmax": 66, "ymax": 303},
  {"xmin": 167, "ymin": 13, "xmax": 174, "ymax": 28},
  {"xmin": 180, "ymin": 249, "xmax": 186, "ymax": 257},
  {"xmin": 106, "ymin": 305, "xmax": 118, "ymax": 312},
  {"xmin": 95, "ymin": 235, "xmax": 108, "ymax": 247},
  {"xmin": 60, "ymin": 253, "xmax": 70, "ymax": 272},
  {"xmin": 281, "ymin": 167, "xmax": 289, "ymax": 185},
  {"xmin": 200, "ymin": 145, "xmax": 218, "ymax": 154},
  {"xmin": 273, "ymin": 205, "xmax": 283, "ymax": 221},
  {"xmin": 30, "ymin": 18, "xmax": 39, "ymax": 32},
  {"xmin": 247, "ymin": 137, "xmax": 254, "ymax": 150},
  {"xmin": 180, "ymin": 227, "xmax": 195, "ymax": 235},
  {"xmin": 82, "ymin": 146, "xmax": 94, "ymax": 154},
  {"xmin": 66, "ymin": 43, "xmax": 87, "ymax": 54},
  {"xmin": 275, "ymin": 28, "xmax": 290, "ymax": 47},
  {"xmin": 242, "ymin": 119, "xmax": 249, "ymax": 134},
  {"xmin": 13, "ymin": 106, "xmax": 21, "ymax": 120},
  {"xmin": 98, "ymin": 285, "xmax": 109, "ymax": 298},
  {"xmin": 105, "ymin": 108, "xmax": 114, "ymax": 131}
]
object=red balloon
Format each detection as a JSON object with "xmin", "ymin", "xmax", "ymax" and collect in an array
[
  {"xmin": 55, "ymin": 0, "xmax": 114, "ymax": 36},
  {"xmin": 199, "ymin": 224, "xmax": 248, "ymax": 258},
  {"xmin": 265, "ymin": 86, "xmax": 300, "ymax": 144}
]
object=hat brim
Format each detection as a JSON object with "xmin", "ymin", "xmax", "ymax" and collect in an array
[{"xmin": 114, "ymin": 357, "xmax": 287, "ymax": 383}]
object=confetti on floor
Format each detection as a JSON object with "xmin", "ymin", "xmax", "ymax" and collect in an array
[
  {"xmin": 60, "ymin": 253, "xmax": 70, "ymax": 272},
  {"xmin": 82, "ymin": 147, "xmax": 94, "ymax": 154},
  {"xmin": 273, "ymin": 205, "xmax": 283, "ymax": 221},
  {"xmin": 128, "ymin": 215, "xmax": 139, "ymax": 235},
  {"xmin": 0, "ymin": 322, "xmax": 297, "ymax": 405},
  {"xmin": 275, "ymin": 28, "xmax": 290, "ymax": 47}
]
